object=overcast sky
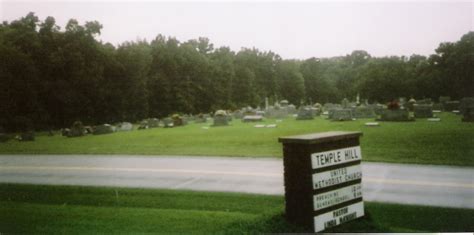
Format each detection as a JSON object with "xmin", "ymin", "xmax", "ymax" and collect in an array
[{"xmin": 1, "ymin": 1, "xmax": 472, "ymax": 59}]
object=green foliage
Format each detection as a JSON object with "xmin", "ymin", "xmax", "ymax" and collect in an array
[
  {"xmin": 0, "ymin": 13, "xmax": 472, "ymax": 132},
  {"xmin": 1, "ymin": 184, "xmax": 473, "ymax": 233}
]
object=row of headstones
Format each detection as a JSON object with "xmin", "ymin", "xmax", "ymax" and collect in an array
[
  {"xmin": 61, "ymin": 121, "xmax": 134, "ymax": 138},
  {"xmin": 320, "ymin": 97, "xmax": 474, "ymax": 122}
]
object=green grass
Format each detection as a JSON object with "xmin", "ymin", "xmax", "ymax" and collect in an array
[
  {"xmin": 1, "ymin": 112, "xmax": 473, "ymax": 166},
  {"xmin": 0, "ymin": 184, "xmax": 473, "ymax": 233}
]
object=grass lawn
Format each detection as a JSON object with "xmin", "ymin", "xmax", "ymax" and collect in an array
[
  {"xmin": 1, "ymin": 112, "xmax": 473, "ymax": 166},
  {"xmin": 1, "ymin": 184, "xmax": 473, "ymax": 233}
]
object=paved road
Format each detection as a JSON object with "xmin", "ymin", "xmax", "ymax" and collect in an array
[{"xmin": 0, "ymin": 155, "xmax": 472, "ymax": 209}]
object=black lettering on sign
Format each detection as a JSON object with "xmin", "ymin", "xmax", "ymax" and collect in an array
[
  {"xmin": 324, "ymin": 219, "xmax": 337, "ymax": 229},
  {"xmin": 339, "ymin": 212, "xmax": 357, "ymax": 223},
  {"xmin": 332, "ymin": 207, "xmax": 348, "ymax": 217}
]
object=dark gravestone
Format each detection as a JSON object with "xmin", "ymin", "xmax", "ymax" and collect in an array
[
  {"xmin": 353, "ymin": 106, "xmax": 376, "ymax": 119},
  {"xmin": 460, "ymin": 97, "xmax": 474, "ymax": 122},
  {"xmin": 380, "ymin": 109, "xmax": 413, "ymax": 121},
  {"xmin": 20, "ymin": 131, "xmax": 35, "ymax": 141},
  {"xmin": 331, "ymin": 109, "xmax": 353, "ymax": 121},
  {"xmin": 172, "ymin": 114, "xmax": 186, "ymax": 127},
  {"xmin": 296, "ymin": 107, "xmax": 314, "ymax": 120},
  {"xmin": 444, "ymin": 101, "xmax": 460, "ymax": 112},
  {"xmin": 432, "ymin": 103, "xmax": 443, "ymax": 111},
  {"xmin": 93, "ymin": 124, "xmax": 115, "ymax": 135},
  {"xmin": 278, "ymin": 131, "xmax": 364, "ymax": 232},
  {"xmin": 68, "ymin": 121, "xmax": 85, "ymax": 137},
  {"xmin": 439, "ymin": 96, "xmax": 450, "ymax": 110},
  {"xmin": 213, "ymin": 116, "xmax": 229, "ymax": 126},
  {"xmin": 414, "ymin": 105, "xmax": 433, "ymax": 118},
  {"xmin": 213, "ymin": 110, "xmax": 229, "ymax": 126}
]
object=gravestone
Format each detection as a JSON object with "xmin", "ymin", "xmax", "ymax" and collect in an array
[
  {"xmin": 242, "ymin": 115, "xmax": 264, "ymax": 122},
  {"xmin": 213, "ymin": 110, "xmax": 229, "ymax": 126},
  {"xmin": 417, "ymin": 98, "xmax": 432, "ymax": 105},
  {"xmin": 313, "ymin": 103, "xmax": 323, "ymax": 116},
  {"xmin": 266, "ymin": 105, "xmax": 288, "ymax": 119},
  {"xmin": 278, "ymin": 131, "xmax": 364, "ymax": 232},
  {"xmin": 194, "ymin": 114, "xmax": 207, "ymax": 123},
  {"xmin": 296, "ymin": 107, "xmax": 314, "ymax": 120},
  {"xmin": 399, "ymin": 97, "xmax": 407, "ymax": 108},
  {"xmin": 116, "ymin": 122, "xmax": 133, "ymax": 131},
  {"xmin": 172, "ymin": 114, "xmax": 186, "ymax": 127},
  {"xmin": 147, "ymin": 118, "xmax": 160, "ymax": 128},
  {"xmin": 406, "ymin": 98, "xmax": 416, "ymax": 112},
  {"xmin": 68, "ymin": 121, "xmax": 85, "ymax": 137},
  {"xmin": 19, "ymin": 131, "xmax": 35, "ymax": 141},
  {"xmin": 432, "ymin": 103, "xmax": 443, "ymax": 112},
  {"xmin": 353, "ymin": 106, "xmax": 376, "ymax": 119},
  {"xmin": 310, "ymin": 107, "xmax": 321, "ymax": 117},
  {"xmin": 61, "ymin": 128, "xmax": 71, "ymax": 136},
  {"xmin": 232, "ymin": 110, "xmax": 244, "ymax": 119},
  {"xmin": 242, "ymin": 106, "xmax": 256, "ymax": 116},
  {"xmin": 379, "ymin": 109, "xmax": 413, "ymax": 121},
  {"xmin": 138, "ymin": 120, "xmax": 149, "ymax": 130},
  {"xmin": 93, "ymin": 124, "xmax": 115, "ymax": 135},
  {"xmin": 368, "ymin": 104, "xmax": 385, "ymax": 115},
  {"xmin": 287, "ymin": 104, "xmax": 297, "ymax": 114},
  {"xmin": 331, "ymin": 109, "xmax": 353, "ymax": 121},
  {"xmin": 414, "ymin": 104, "xmax": 433, "ymax": 118},
  {"xmin": 439, "ymin": 96, "xmax": 450, "ymax": 110},
  {"xmin": 341, "ymin": 98, "xmax": 350, "ymax": 108},
  {"xmin": 460, "ymin": 97, "xmax": 474, "ymax": 122},
  {"xmin": 444, "ymin": 101, "xmax": 460, "ymax": 112},
  {"xmin": 162, "ymin": 118, "xmax": 174, "ymax": 128},
  {"xmin": 327, "ymin": 108, "xmax": 339, "ymax": 120}
]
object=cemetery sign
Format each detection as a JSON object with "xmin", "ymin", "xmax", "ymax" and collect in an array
[{"xmin": 279, "ymin": 131, "xmax": 364, "ymax": 232}]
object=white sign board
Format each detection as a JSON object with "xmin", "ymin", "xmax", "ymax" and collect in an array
[
  {"xmin": 313, "ymin": 183, "xmax": 362, "ymax": 210},
  {"xmin": 314, "ymin": 201, "xmax": 364, "ymax": 232},
  {"xmin": 312, "ymin": 165, "xmax": 362, "ymax": 190},
  {"xmin": 311, "ymin": 146, "xmax": 361, "ymax": 169}
]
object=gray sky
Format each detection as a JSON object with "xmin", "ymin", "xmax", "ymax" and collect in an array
[{"xmin": 1, "ymin": 1, "xmax": 472, "ymax": 59}]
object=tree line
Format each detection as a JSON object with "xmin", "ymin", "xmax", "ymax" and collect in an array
[{"xmin": 1, "ymin": 13, "xmax": 472, "ymax": 132}]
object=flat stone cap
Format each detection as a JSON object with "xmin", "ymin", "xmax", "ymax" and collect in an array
[{"xmin": 278, "ymin": 131, "xmax": 362, "ymax": 144}]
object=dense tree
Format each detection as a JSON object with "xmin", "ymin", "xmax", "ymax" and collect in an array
[{"xmin": 0, "ymin": 13, "xmax": 472, "ymax": 132}]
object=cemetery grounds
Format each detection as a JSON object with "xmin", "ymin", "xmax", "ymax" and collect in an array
[{"xmin": 1, "ymin": 112, "xmax": 473, "ymax": 233}]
